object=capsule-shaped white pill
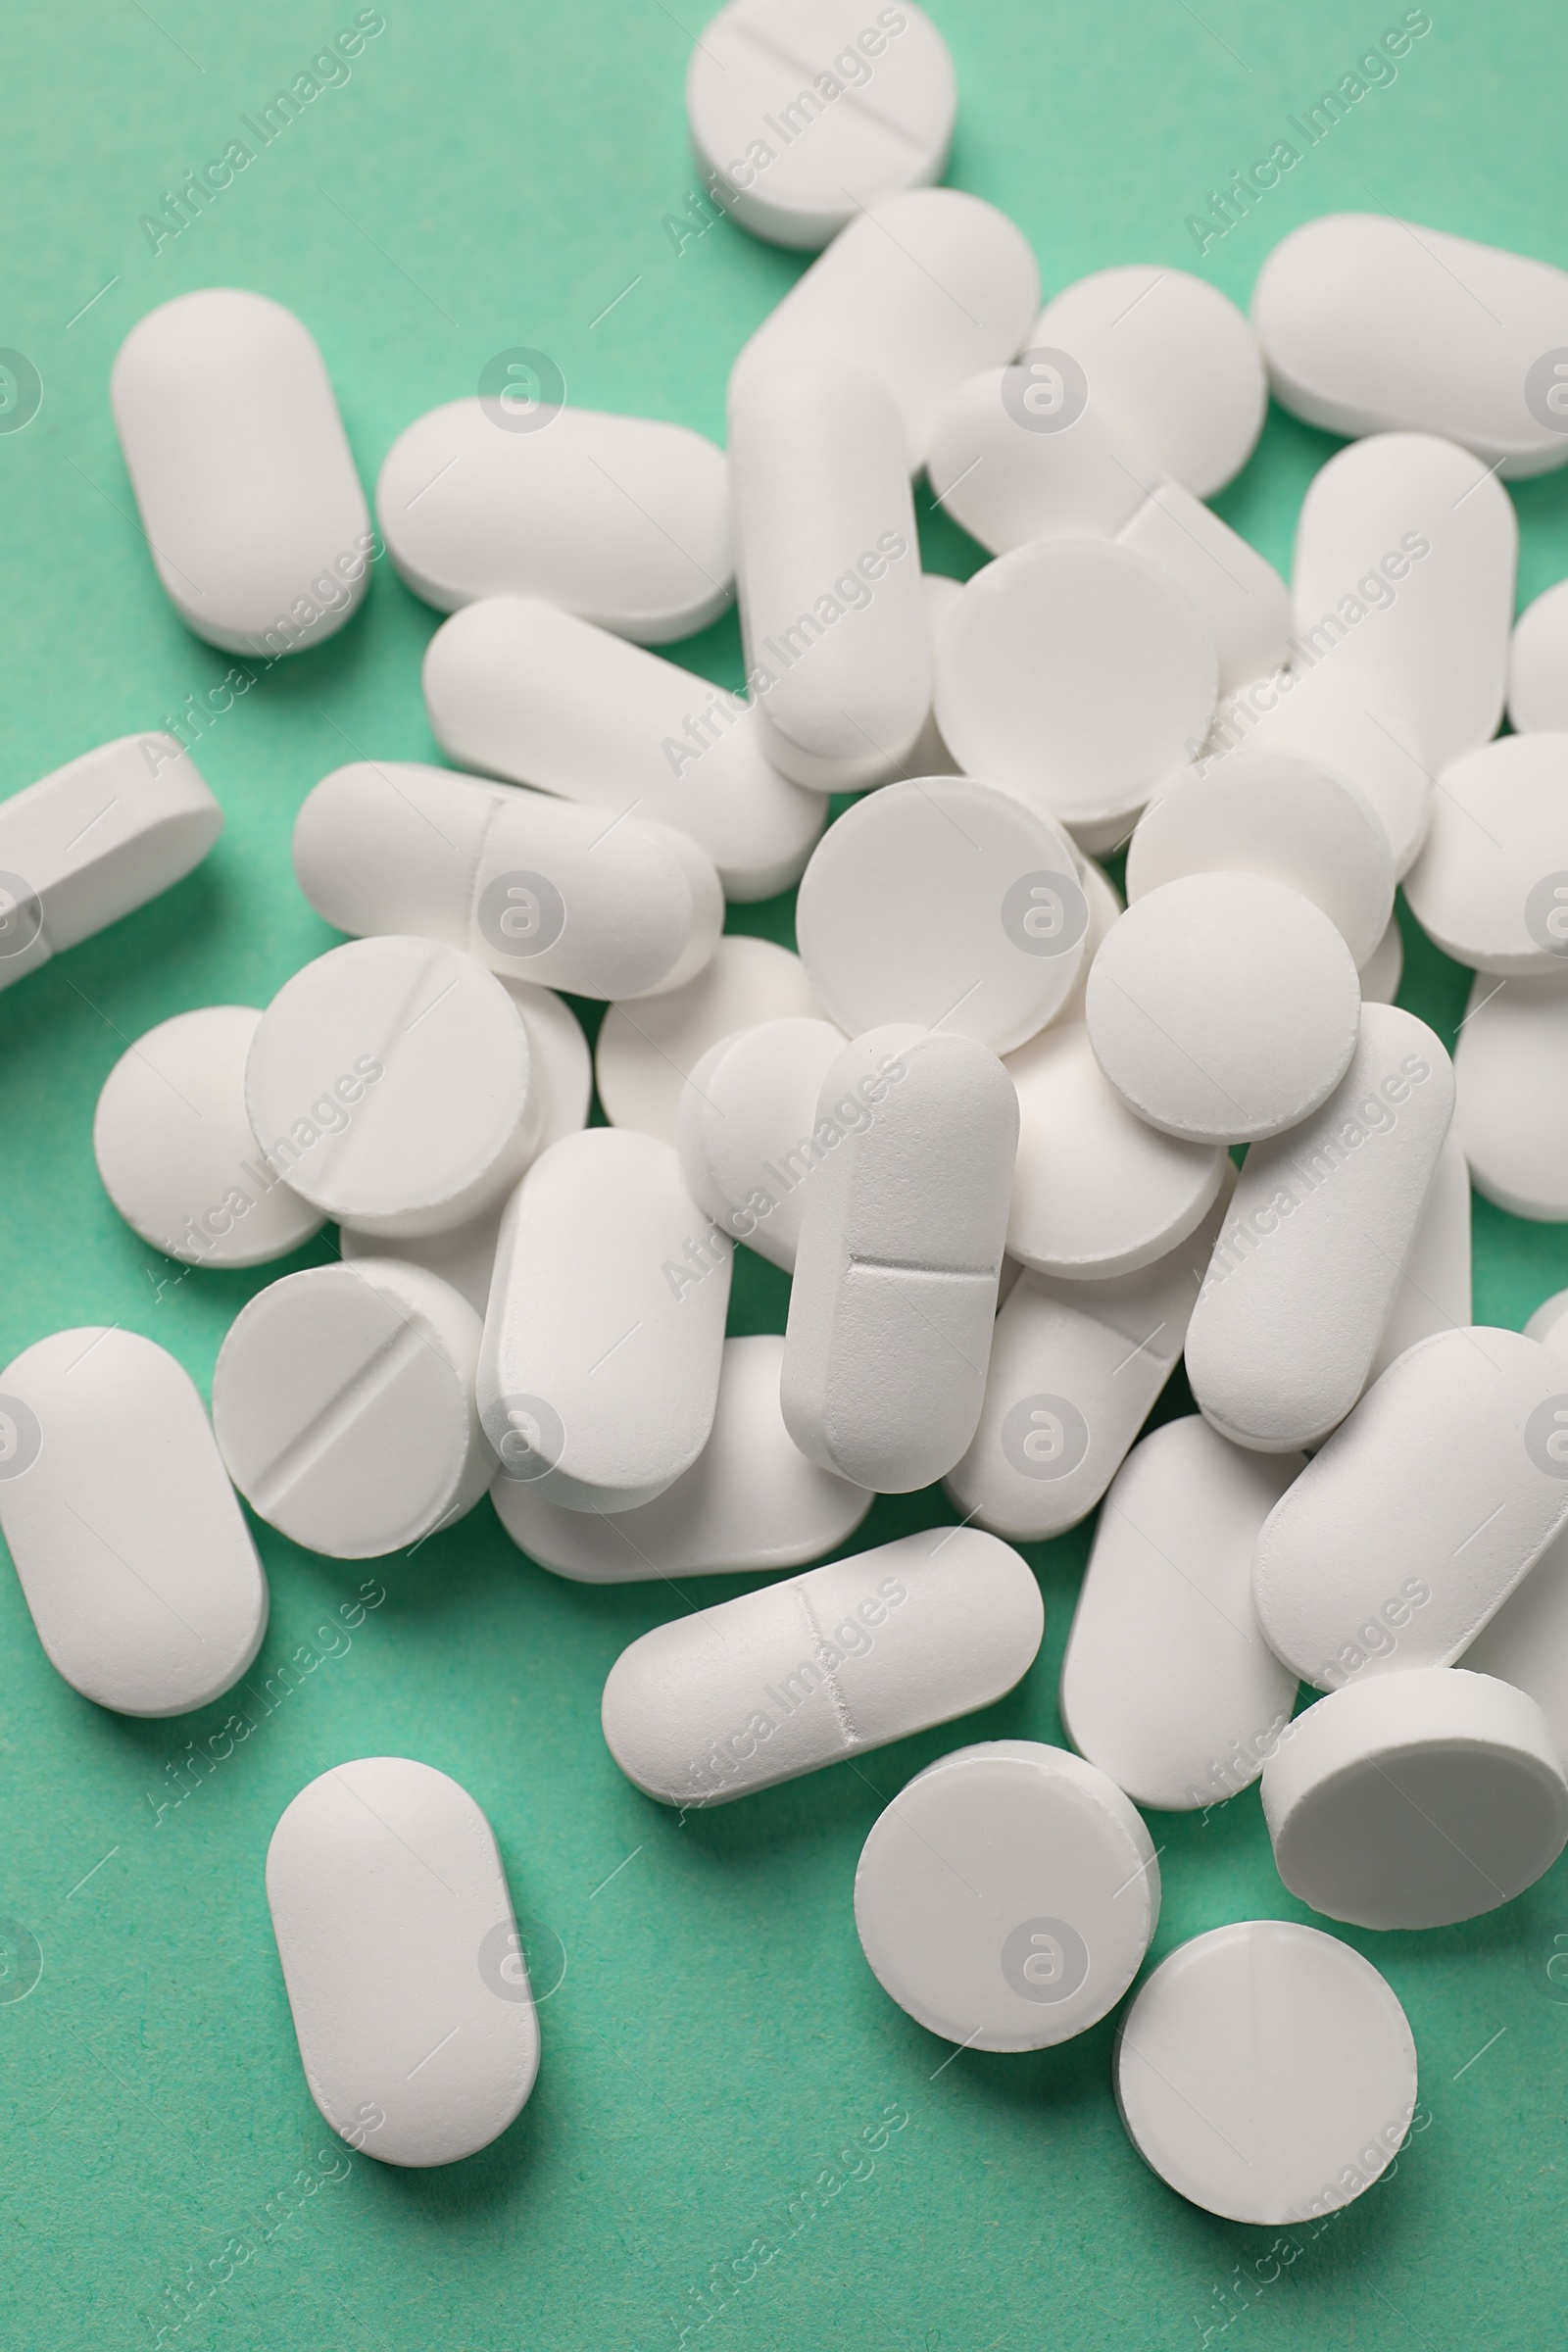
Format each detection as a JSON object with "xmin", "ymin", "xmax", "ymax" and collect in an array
[
  {"xmin": 1453, "ymin": 969, "xmax": 1568, "ymax": 1220},
  {"xmin": 1364, "ymin": 1130, "xmax": 1471, "ymax": 1392},
  {"xmin": 1509, "ymin": 578, "xmax": 1568, "ymax": 734},
  {"xmin": 677, "ymin": 1017, "xmax": 850, "ymax": 1271},
  {"xmin": 601, "ymin": 1527, "xmax": 1043, "ymax": 1804},
  {"xmin": 1207, "ymin": 667, "xmax": 1433, "ymax": 879},
  {"xmin": 266, "ymin": 1758, "xmax": 539, "ymax": 2167},
  {"xmin": 0, "ymin": 1328, "xmax": 267, "ymax": 1716},
  {"xmin": 111, "ymin": 290, "xmax": 371, "ymax": 655},
  {"xmin": 1404, "ymin": 735, "xmax": 1568, "ymax": 976},
  {"xmin": 599, "ymin": 936, "xmax": 829, "ymax": 1147},
  {"xmin": 782, "ymin": 1027, "xmax": 1018, "ymax": 1492}
]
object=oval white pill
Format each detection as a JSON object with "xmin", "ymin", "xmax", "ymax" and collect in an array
[
  {"xmin": 266, "ymin": 1757, "xmax": 538, "ymax": 2168},
  {"xmin": 1212, "ymin": 669, "xmax": 1432, "ymax": 879},
  {"xmin": 1453, "ymin": 970, "xmax": 1568, "ymax": 1220},
  {"xmin": 1509, "ymin": 578, "xmax": 1568, "ymax": 734},
  {"xmin": 1404, "ymin": 735, "xmax": 1568, "ymax": 976},
  {"xmin": 1358, "ymin": 915, "xmax": 1404, "ymax": 1005},
  {"xmin": 1262, "ymin": 1668, "xmax": 1568, "ymax": 1929},
  {"xmin": 376, "ymin": 401, "xmax": 731, "ymax": 639},
  {"xmin": 1116, "ymin": 1921, "xmax": 1417, "ymax": 2225},
  {"xmin": 855, "ymin": 1740, "xmax": 1157, "ymax": 2050},
  {"xmin": 0, "ymin": 1328, "xmax": 267, "ymax": 1716},
  {"xmin": 677, "ymin": 1015, "xmax": 848, "ymax": 1270},
  {"xmin": 598, "ymin": 935, "xmax": 827, "ymax": 1146},
  {"xmin": 1365, "ymin": 1129, "xmax": 1471, "ymax": 1391},
  {"xmin": 111, "ymin": 289, "xmax": 370, "ymax": 655}
]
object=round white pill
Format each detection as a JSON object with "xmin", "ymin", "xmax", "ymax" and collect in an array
[
  {"xmin": 677, "ymin": 1016, "xmax": 848, "ymax": 1271},
  {"xmin": 597, "ymin": 935, "xmax": 827, "ymax": 1145},
  {"xmin": 1453, "ymin": 970, "xmax": 1568, "ymax": 1220},
  {"xmin": 1217, "ymin": 669, "xmax": 1433, "ymax": 878},
  {"xmin": 1358, "ymin": 915, "xmax": 1404, "ymax": 1005},
  {"xmin": 1262, "ymin": 1668, "xmax": 1568, "ymax": 1929},
  {"xmin": 245, "ymin": 936, "xmax": 539, "ymax": 1238},
  {"xmin": 1509, "ymin": 578, "xmax": 1568, "ymax": 734},
  {"xmin": 1404, "ymin": 734, "xmax": 1568, "ymax": 976},
  {"xmin": 1086, "ymin": 873, "xmax": 1361, "ymax": 1145},
  {"xmin": 854, "ymin": 1740, "xmax": 1159, "ymax": 2051},
  {"xmin": 1115, "ymin": 1921, "xmax": 1418, "ymax": 2225},
  {"xmin": 94, "ymin": 1006, "xmax": 323, "ymax": 1268}
]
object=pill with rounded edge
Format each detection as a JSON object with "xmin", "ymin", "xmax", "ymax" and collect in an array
[
  {"xmin": 1453, "ymin": 969, "xmax": 1568, "ymax": 1220},
  {"xmin": 1043, "ymin": 857, "xmax": 1121, "ymax": 1029},
  {"xmin": 1509, "ymin": 578, "xmax": 1568, "ymax": 733},
  {"xmin": 1404, "ymin": 735, "xmax": 1568, "ymax": 976},
  {"xmin": 1357, "ymin": 915, "xmax": 1403, "ymax": 1005},
  {"xmin": 677, "ymin": 1016, "xmax": 849, "ymax": 1271},
  {"xmin": 1463, "ymin": 1518, "xmax": 1568, "ymax": 1769},
  {"xmin": 1364, "ymin": 1130, "xmax": 1470, "ymax": 1391},
  {"xmin": 902, "ymin": 574, "xmax": 964, "ymax": 777},
  {"xmin": 1209, "ymin": 667, "xmax": 1432, "ymax": 878},
  {"xmin": 599, "ymin": 936, "xmax": 829, "ymax": 1147},
  {"xmin": 342, "ymin": 1202, "xmax": 505, "ymax": 1321}
]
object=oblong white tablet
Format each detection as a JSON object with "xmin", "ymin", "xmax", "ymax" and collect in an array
[
  {"xmin": 1404, "ymin": 735, "xmax": 1568, "ymax": 976},
  {"xmin": 1252, "ymin": 1327, "xmax": 1568, "ymax": 1690},
  {"xmin": 111, "ymin": 289, "xmax": 371, "ymax": 654},
  {"xmin": 245, "ymin": 937, "xmax": 539, "ymax": 1239},
  {"xmin": 1061, "ymin": 1418, "xmax": 1300, "ymax": 1811},
  {"xmin": 1116, "ymin": 1922, "xmax": 1417, "ymax": 2225},
  {"xmin": 1509, "ymin": 578, "xmax": 1568, "ymax": 734},
  {"xmin": 0, "ymin": 734, "xmax": 222, "ymax": 990},
  {"xmin": 1453, "ymin": 969, "xmax": 1568, "ymax": 1219},
  {"xmin": 94, "ymin": 1005, "xmax": 322, "ymax": 1268},
  {"xmin": 676, "ymin": 1015, "xmax": 849, "ymax": 1271},
  {"xmin": 782, "ymin": 1027, "xmax": 1017, "ymax": 1492},
  {"xmin": 0, "ymin": 1327, "xmax": 267, "ymax": 1716},
  {"xmin": 266, "ymin": 1758, "xmax": 539, "ymax": 2168},
  {"xmin": 1261, "ymin": 1669, "xmax": 1568, "ymax": 1929},
  {"xmin": 795, "ymin": 776, "xmax": 1088, "ymax": 1051},
  {"xmin": 1086, "ymin": 873, "xmax": 1361, "ymax": 1145},
  {"xmin": 1365, "ymin": 1129, "xmax": 1471, "ymax": 1391},
  {"xmin": 375, "ymin": 401, "xmax": 731, "ymax": 639},
  {"xmin": 1212, "ymin": 668, "xmax": 1433, "ymax": 879},
  {"xmin": 855, "ymin": 1740, "xmax": 1157, "ymax": 2049},
  {"xmin": 1186, "ymin": 1006, "xmax": 1455, "ymax": 1452},
  {"xmin": 479, "ymin": 1127, "xmax": 729, "ymax": 1512},
  {"xmin": 422, "ymin": 596, "xmax": 825, "ymax": 900},
  {"xmin": 603, "ymin": 1531, "xmax": 1042, "ymax": 1805},
  {"xmin": 1252, "ymin": 214, "xmax": 1568, "ymax": 477},
  {"xmin": 598, "ymin": 936, "xmax": 828, "ymax": 1146},
  {"xmin": 1358, "ymin": 915, "xmax": 1404, "ymax": 1005}
]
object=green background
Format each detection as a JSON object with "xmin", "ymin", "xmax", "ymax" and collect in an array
[{"xmin": 2, "ymin": 2, "xmax": 1566, "ymax": 2345}]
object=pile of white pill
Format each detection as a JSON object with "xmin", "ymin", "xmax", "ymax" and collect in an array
[{"xmin": 5, "ymin": 0, "xmax": 1568, "ymax": 2222}]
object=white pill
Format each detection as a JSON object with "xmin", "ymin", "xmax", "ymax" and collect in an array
[
  {"xmin": 0, "ymin": 1328, "xmax": 267, "ymax": 1716},
  {"xmin": 782, "ymin": 1027, "xmax": 1016, "ymax": 1491},
  {"xmin": 855, "ymin": 1740, "xmax": 1157, "ymax": 2049},
  {"xmin": 1044, "ymin": 856, "xmax": 1121, "ymax": 1030},
  {"xmin": 795, "ymin": 776, "xmax": 1088, "ymax": 1051},
  {"xmin": 480, "ymin": 1128, "xmax": 729, "ymax": 1512},
  {"xmin": 677, "ymin": 1016, "xmax": 848, "ymax": 1271},
  {"xmin": 1405, "ymin": 735, "xmax": 1568, "ymax": 976},
  {"xmin": 342, "ymin": 1203, "xmax": 504, "ymax": 1321},
  {"xmin": 266, "ymin": 1758, "xmax": 538, "ymax": 2168},
  {"xmin": 111, "ymin": 290, "xmax": 371, "ymax": 655},
  {"xmin": 1087, "ymin": 873, "xmax": 1361, "ymax": 1146},
  {"xmin": 1209, "ymin": 668, "xmax": 1433, "ymax": 879},
  {"xmin": 1186, "ymin": 1007, "xmax": 1455, "ymax": 1452},
  {"xmin": 1251, "ymin": 214, "xmax": 1568, "ymax": 478},
  {"xmin": 1027, "ymin": 266, "xmax": 1267, "ymax": 498},
  {"xmin": 1290, "ymin": 432, "xmax": 1517, "ymax": 771},
  {"xmin": 1527, "ymin": 1290, "xmax": 1568, "ymax": 1360},
  {"xmin": 1252, "ymin": 1327, "xmax": 1568, "ymax": 1690},
  {"xmin": 1365, "ymin": 1131, "xmax": 1471, "ymax": 1390},
  {"xmin": 686, "ymin": 0, "xmax": 956, "ymax": 250},
  {"xmin": 422, "ymin": 596, "xmax": 824, "ymax": 901},
  {"xmin": 1261, "ymin": 1668, "xmax": 1568, "ymax": 1929},
  {"xmin": 728, "ymin": 189, "xmax": 1041, "ymax": 467},
  {"xmin": 603, "ymin": 1530, "xmax": 1042, "ymax": 1805},
  {"xmin": 1115, "ymin": 1921, "xmax": 1417, "ymax": 2225},
  {"xmin": 214, "ymin": 1260, "xmax": 490, "ymax": 1559},
  {"xmin": 376, "ymin": 401, "xmax": 731, "ymax": 639},
  {"xmin": 1463, "ymin": 1516, "xmax": 1568, "ymax": 1765},
  {"xmin": 1005, "ymin": 1022, "xmax": 1225, "ymax": 1281},
  {"xmin": 1453, "ymin": 969, "xmax": 1568, "ymax": 1219},
  {"xmin": 246, "ymin": 937, "xmax": 538, "ymax": 1239},
  {"xmin": 0, "ymin": 734, "xmax": 221, "ymax": 989},
  {"xmin": 598, "ymin": 935, "xmax": 827, "ymax": 1146},
  {"xmin": 933, "ymin": 541, "xmax": 1218, "ymax": 849},
  {"xmin": 94, "ymin": 1006, "xmax": 322, "ymax": 1268},
  {"xmin": 495, "ymin": 1335, "xmax": 869, "ymax": 1582},
  {"xmin": 1358, "ymin": 915, "xmax": 1404, "ymax": 1005},
  {"xmin": 902, "ymin": 574, "xmax": 965, "ymax": 779},
  {"xmin": 1062, "ymin": 1418, "xmax": 1300, "ymax": 1812},
  {"xmin": 1509, "ymin": 578, "xmax": 1568, "ymax": 733}
]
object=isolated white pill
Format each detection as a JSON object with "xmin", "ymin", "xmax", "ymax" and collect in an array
[
  {"xmin": 94, "ymin": 1005, "xmax": 322, "ymax": 1268},
  {"xmin": 933, "ymin": 541, "xmax": 1218, "ymax": 849},
  {"xmin": 855, "ymin": 1740, "xmax": 1157, "ymax": 2049},
  {"xmin": 1252, "ymin": 214, "xmax": 1568, "ymax": 477},
  {"xmin": 677, "ymin": 1016, "xmax": 848, "ymax": 1271},
  {"xmin": 729, "ymin": 189, "xmax": 1041, "ymax": 466},
  {"xmin": 796, "ymin": 776, "xmax": 1088, "ymax": 1051},
  {"xmin": 0, "ymin": 1328, "xmax": 267, "ymax": 1716},
  {"xmin": 599, "ymin": 936, "xmax": 827, "ymax": 1146},
  {"xmin": 422, "ymin": 596, "xmax": 825, "ymax": 900},
  {"xmin": 1115, "ymin": 1922, "xmax": 1417, "ymax": 2225},
  {"xmin": 1365, "ymin": 1130, "xmax": 1471, "ymax": 1390},
  {"xmin": 1405, "ymin": 735, "xmax": 1568, "ymax": 976},
  {"xmin": 0, "ymin": 734, "xmax": 222, "ymax": 989},
  {"xmin": 782, "ymin": 1027, "xmax": 1017, "ymax": 1491},
  {"xmin": 1453, "ymin": 970, "xmax": 1568, "ymax": 1220},
  {"xmin": 480, "ymin": 1127, "xmax": 729, "ymax": 1512},
  {"xmin": 1358, "ymin": 915, "xmax": 1404, "ymax": 1005},
  {"xmin": 266, "ymin": 1758, "xmax": 538, "ymax": 2167},
  {"xmin": 1087, "ymin": 872, "xmax": 1361, "ymax": 1146},
  {"xmin": 111, "ymin": 289, "xmax": 371, "ymax": 654},
  {"xmin": 1252, "ymin": 1327, "xmax": 1568, "ymax": 1690},
  {"xmin": 902, "ymin": 574, "xmax": 965, "ymax": 778},
  {"xmin": 1261, "ymin": 1669, "xmax": 1568, "ymax": 1929},
  {"xmin": 1509, "ymin": 578, "xmax": 1568, "ymax": 734},
  {"xmin": 1210, "ymin": 668, "xmax": 1433, "ymax": 879},
  {"xmin": 376, "ymin": 401, "xmax": 731, "ymax": 639}
]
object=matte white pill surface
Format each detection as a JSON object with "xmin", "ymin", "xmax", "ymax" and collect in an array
[
  {"xmin": 376, "ymin": 401, "xmax": 731, "ymax": 639},
  {"xmin": 111, "ymin": 289, "xmax": 371, "ymax": 654},
  {"xmin": 0, "ymin": 1328, "xmax": 267, "ymax": 1716},
  {"xmin": 1211, "ymin": 669, "xmax": 1433, "ymax": 879},
  {"xmin": 1261, "ymin": 1668, "xmax": 1568, "ymax": 1929},
  {"xmin": 1526, "ymin": 1290, "xmax": 1568, "ymax": 1360},
  {"xmin": 1358, "ymin": 915, "xmax": 1404, "ymax": 1005},
  {"xmin": 1404, "ymin": 735, "xmax": 1568, "ymax": 976},
  {"xmin": 1463, "ymin": 1513, "xmax": 1568, "ymax": 1772},
  {"xmin": 855, "ymin": 1740, "xmax": 1157, "ymax": 2049},
  {"xmin": 1365, "ymin": 1130, "xmax": 1471, "ymax": 1390},
  {"xmin": 599, "ymin": 936, "xmax": 828, "ymax": 1146},
  {"xmin": 1453, "ymin": 970, "xmax": 1568, "ymax": 1219},
  {"xmin": 1045, "ymin": 857, "xmax": 1121, "ymax": 1029},
  {"xmin": 1116, "ymin": 1922, "xmax": 1417, "ymax": 2225},
  {"xmin": 94, "ymin": 1005, "xmax": 322, "ymax": 1268},
  {"xmin": 342, "ymin": 1202, "xmax": 504, "ymax": 1321},
  {"xmin": 795, "ymin": 776, "xmax": 1088, "ymax": 1051},
  {"xmin": 677, "ymin": 1016, "xmax": 848, "ymax": 1271},
  {"xmin": 1252, "ymin": 1328, "xmax": 1568, "ymax": 1690},
  {"xmin": 903, "ymin": 574, "xmax": 964, "ymax": 778},
  {"xmin": 422, "ymin": 597, "xmax": 825, "ymax": 900},
  {"xmin": 0, "ymin": 734, "xmax": 221, "ymax": 990},
  {"xmin": 1509, "ymin": 578, "xmax": 1568, "ymax": 734},
  {"xmin": 266, "ymin": 1758, "xmax": 538, "ymax": 2168}
]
